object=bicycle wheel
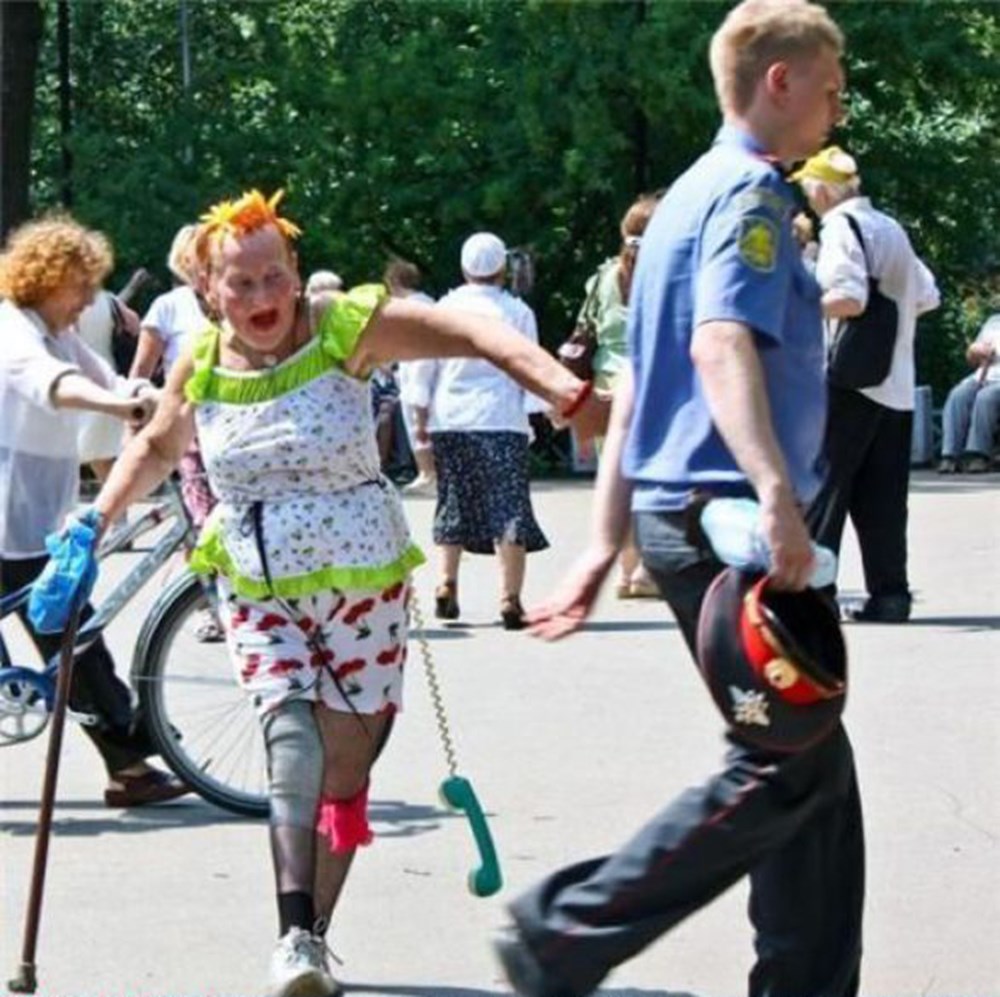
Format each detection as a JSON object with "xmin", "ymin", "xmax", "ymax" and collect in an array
[{"xmin": 132, "ymin": 571, "xmax": 269, "ymax": 818}]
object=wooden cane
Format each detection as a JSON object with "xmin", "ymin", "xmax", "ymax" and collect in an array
[{"xmin": 7, "ymin": 602, "xmax": 85, "ymax": 994}]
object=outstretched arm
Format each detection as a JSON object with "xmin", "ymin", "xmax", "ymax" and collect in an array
[{"xmin": 347, "ymin": 296, "xmax": 586, "ymax": 416}]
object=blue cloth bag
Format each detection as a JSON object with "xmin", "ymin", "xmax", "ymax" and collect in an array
[{"xmin": 27, "ymin": 516, "xmax": 100, "ymax": 634}]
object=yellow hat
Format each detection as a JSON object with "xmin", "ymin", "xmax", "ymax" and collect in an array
[{"xmin": 790, "ymin": 146, "xmax": 858, "ymax": 184}]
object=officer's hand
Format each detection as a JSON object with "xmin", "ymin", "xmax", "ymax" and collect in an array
[
  {"xmin": 759, "ymin": 492, "xmax": 814, "ymax": 591},
  {"xmin": 526, "ymin": 544, "xmax": 617, "ymax": 640}
]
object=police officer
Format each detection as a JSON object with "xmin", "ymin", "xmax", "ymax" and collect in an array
[{"xmin": 497, "ymin": 2, "xmax": 862, "ymax": 996}]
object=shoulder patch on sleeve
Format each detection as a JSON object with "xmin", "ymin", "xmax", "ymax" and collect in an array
[{"xmin": 738, "ymin": 217, "xmax": 779, "ymax": 273}]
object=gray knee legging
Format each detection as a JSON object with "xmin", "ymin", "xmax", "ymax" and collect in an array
[{"xmin": 262, "ymin": 699, "xmax": 324, "ymax": 828}]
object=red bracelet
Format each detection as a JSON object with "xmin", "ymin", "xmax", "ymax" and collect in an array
[{"xmin": 560, "ymin": 380, "xmax": 593, "ymax": 420}]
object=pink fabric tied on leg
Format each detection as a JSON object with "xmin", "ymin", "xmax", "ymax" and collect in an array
[{"xmin": 316, "ymin": 781, "xmax": 374, "ymax": 854}]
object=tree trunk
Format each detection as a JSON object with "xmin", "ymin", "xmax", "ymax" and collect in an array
[{"xmin": 0, "ymin": 0, "xmax": 44, "ymax": 239}]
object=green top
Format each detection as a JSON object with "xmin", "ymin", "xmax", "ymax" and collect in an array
[{"xmin": 577, "ymin": 258, "xmax": 629, "ymax": 389}]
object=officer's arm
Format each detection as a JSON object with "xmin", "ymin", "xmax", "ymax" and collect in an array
[{"xmin": 691, "ymin": 321, "xmax": 814, "ymax": 590}]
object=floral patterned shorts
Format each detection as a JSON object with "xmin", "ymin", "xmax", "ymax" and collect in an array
[{"xmin": 216, "ymin": 578, "xmax": 410, "ymax": 719}]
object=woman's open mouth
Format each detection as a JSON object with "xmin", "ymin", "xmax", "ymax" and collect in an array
[{"xmin": 249, "ymin": 308, "xmax": 279, "ymax": 332}]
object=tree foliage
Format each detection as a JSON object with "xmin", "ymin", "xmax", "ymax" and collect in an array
[{"xmin": 27, "ymin": 0, "xmax": 1000, "ymax": 399}]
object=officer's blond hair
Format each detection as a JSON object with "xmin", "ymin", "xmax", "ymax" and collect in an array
[{"xmin": 710, "ymin": 0, "xmax": 843, "ymax": 115}]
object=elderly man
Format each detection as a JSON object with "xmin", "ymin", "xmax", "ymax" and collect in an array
[
  {"xmin": 794, "ymin": 146, "xmax": 939, "ymax": 623},
  {"xmin": 495, "ymin": 2, "xmax": 866, "ymax": 996}
]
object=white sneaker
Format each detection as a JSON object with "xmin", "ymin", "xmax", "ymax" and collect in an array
[{"xmin": 268, "ymin": 927, "xmax": 338, "ymax": 997}]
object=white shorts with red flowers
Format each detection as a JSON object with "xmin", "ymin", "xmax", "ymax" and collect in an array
[{"xmin": 217, "ymin": 578, "xmax": 410, "ymax": 719}]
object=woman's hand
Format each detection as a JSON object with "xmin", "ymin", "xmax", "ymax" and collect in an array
[
  {"xmin": 526, "ymin": 544, "xmax": 617, "ymax": 640},
  {"xmin": 114, "ymin": 392, "xmax": 157, "ymax": 431}
]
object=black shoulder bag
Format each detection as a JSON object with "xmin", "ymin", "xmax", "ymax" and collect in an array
[{"xmin": 826, "ymin": 214, "xmax": 899, "ymax": 390}]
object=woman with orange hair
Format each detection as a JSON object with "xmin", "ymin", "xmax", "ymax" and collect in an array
[
  {"xmin": 0, "ymin": 214, "xmax": 188, "ymax": 806},
  {"xmin": 85, "ymin": 190, "xmax": 598, "ymax": 997}
]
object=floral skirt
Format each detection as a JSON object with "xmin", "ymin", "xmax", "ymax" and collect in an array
[{"xmin": 431, "ymin": 430, "xmax": 548, "ymax": 555}]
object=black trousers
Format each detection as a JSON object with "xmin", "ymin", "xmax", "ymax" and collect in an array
[
  {"xmin": 508, "ymin": 511, "xmax": 864, "ymax": 997},
  {"xmin": 1, "ymin": 555, "xmax": 156, "ymax": 775},
  {"xmin": 807, "ymin": 386, "xmax": 913, "ymax": 600}
]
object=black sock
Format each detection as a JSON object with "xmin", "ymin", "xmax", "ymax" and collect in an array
[{"xmin": 278, "ymin": 891, "xmax": 315, "ymax": 935}]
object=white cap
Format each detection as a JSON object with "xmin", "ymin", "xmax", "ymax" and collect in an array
[{"xmin": 460, "ymin": 232, "xmax": 507, "ymax": 279}]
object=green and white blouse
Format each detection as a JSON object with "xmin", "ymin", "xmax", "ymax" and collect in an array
[{"xmin": 186, "ymin": 285, "xmax": 424, "ymax": 599}]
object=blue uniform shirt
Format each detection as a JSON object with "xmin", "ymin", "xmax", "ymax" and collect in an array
[{"xmin": 624, "ymin": 124, "xmax": 827, "ymax": 512}]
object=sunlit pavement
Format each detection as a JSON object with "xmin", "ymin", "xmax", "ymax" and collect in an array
[{"xmin": 1, "ymin": 472, "xmax": 997, "ymax": 997}]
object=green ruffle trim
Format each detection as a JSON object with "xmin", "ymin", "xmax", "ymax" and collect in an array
[
  {"xmin": 186, "ymin": 333, "xmax": 335, "ymax": 406},
  {"xmin": 184, "ymin": 284, "xmax": 387, "ymax": 405},
  {"xmin": 316, "ymin": 283, "xmax": 388, "ymax": 368},
  {"xmin": 189, "ymin": 525, "xmax": 426, "ymax": 600}
]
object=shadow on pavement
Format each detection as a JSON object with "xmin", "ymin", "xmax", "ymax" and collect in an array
[
  {"xmin": 0, "ymin": 797, "xmax": 466, "ymax": 839},
  {"xmin": 848, "ymin": 616, "xmax": 1000, "ymax": 631},
  {"xmin": 582, "ymin": 620, "xmax": 676, "ymax": 633},
  {"xmin": 346, "ymin": 986, "xmax": 697, "ymax": 997}
]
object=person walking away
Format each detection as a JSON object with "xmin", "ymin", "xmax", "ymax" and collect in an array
[
  {"xmin": 495, "ymin": 3, "xmax": 864, "ymax": 996},
  {"xmin": 795, "ymin": 146, "xmax": 940, "ymax": 623},
  {"xmin": 411, "ymin": 232, "xmax": 549, "ymax": 630},
  {"xmin": 577, "ymin": 193, "xmax": 661, "ymax": 599}
]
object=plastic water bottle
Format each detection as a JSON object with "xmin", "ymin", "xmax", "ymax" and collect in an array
[{"xmin": 700, "ymin": 497, "xmax": 837, "ymax": 588}]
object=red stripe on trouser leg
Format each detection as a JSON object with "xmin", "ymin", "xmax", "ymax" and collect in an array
[{"xmin": 316, "ymin": 781, "xmax": 374, "ymax": 854}]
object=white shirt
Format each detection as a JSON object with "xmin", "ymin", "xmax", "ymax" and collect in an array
[
  {"xmin": 0, "ymin": 301, "xmax": 117, "ymax": 556},
  {"xmin": 141, "ymin": 285, "xmax": 208, "ymax": 375},
  {"xmin": 408, "ymin": 283, "xmax": 547, "ymax": 433},
  {"xmin": 817, "ymin": 196, "xmax": 940, "ymax": 411}
]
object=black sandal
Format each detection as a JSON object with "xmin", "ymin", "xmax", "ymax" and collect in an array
[
  {"xmin": 435, "ymin": 580, "xmax": 460, "ymax": 621},
  {"xmin": 500, "ymin": 594, "xmax": 525, "ymax": 631}
]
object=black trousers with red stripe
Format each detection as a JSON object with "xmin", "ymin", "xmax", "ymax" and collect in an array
[{"xmin": 508, "ymin": 511, "xmax": 864, "ymax": 997}]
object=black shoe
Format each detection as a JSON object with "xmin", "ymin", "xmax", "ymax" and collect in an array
[
  {"xmin": 936, "ymin": 456, "xmax": 958, "ymax": 474},
  {"xmin": 434, "ymin": 581, "xmax": 459, "ymax": 621},
  {"xmin": 494, "ymin": 926, "xmax": 575, "ymax": 997},
  {"xmin": 500, "ymin": 594, "xmax": 526, "ymax": 631},
  {"xmin": 849, "ymin": 594, "xmax": 911, "ymax": 623}
]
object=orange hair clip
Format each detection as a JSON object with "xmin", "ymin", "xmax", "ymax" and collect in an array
[{"xmin": 200, "ymin": 189, "xmax": 303, "ymax": 242}]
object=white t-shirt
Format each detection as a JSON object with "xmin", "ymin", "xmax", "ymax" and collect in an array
[
  {"xmin": 141, "ymin": 285, "xmax": 208, "ymax": 375},
  {"xmin": 407, "ymin": 283, "xmax": 546, "ymax": 434},
  {"xmin": 0, "ymin": 301, "xmax": 116, "ymax": 556},
  {"xmin": 816, "ymin": 197, "xmax": 940, "ymax": 411}
]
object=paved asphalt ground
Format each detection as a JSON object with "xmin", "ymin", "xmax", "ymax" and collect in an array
[{"xmin": 1, "ymin": 473, "xmax": 997, "ymax": 997}]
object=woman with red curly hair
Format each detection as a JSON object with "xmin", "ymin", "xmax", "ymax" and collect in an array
[
  {"xmin": 86, "ymin": 190, "xmax": 598, "ymax": 997},
  {"xmin": 0, "ymin": 213, "xmax": 189, "ymax": 806}
]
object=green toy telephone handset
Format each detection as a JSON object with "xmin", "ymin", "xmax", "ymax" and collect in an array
[
  {"xmin": 411, "ymin": 596, "xmax": 503, "ymax": 898},
  {"xmin": 440, "ymin": 774, "xmax": 502, "ymax": 897}
]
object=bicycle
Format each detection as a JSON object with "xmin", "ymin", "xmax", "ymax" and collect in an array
[{"xmin": 0, "ymin": 478, "xmax": 269, "ymax": 818}]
